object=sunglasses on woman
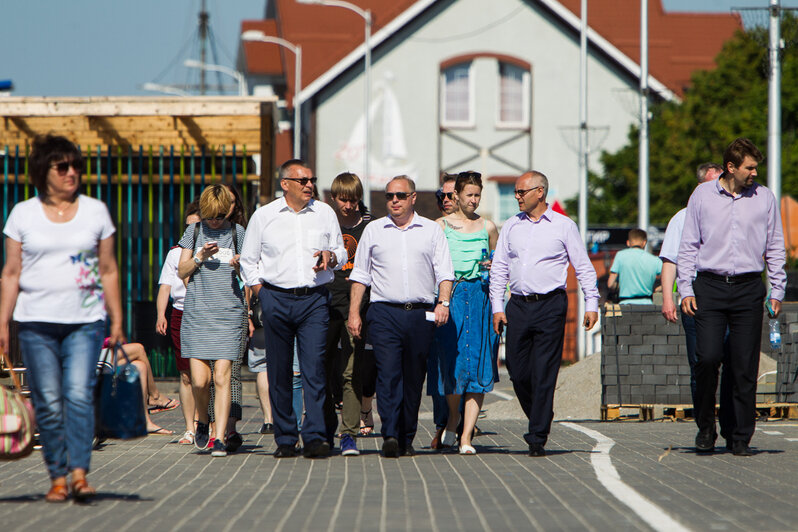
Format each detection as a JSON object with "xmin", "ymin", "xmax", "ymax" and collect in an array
[{"xmin": 50, "ymin": 160, "xmax": 84, "ymax": 175}]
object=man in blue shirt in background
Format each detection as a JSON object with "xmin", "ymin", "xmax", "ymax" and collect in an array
[{"xmin": 607, "ymin": 229, "xmax": 661, "ymax": 304}]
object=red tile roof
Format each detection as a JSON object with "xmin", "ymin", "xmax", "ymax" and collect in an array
[
  {"xmin": 557, "ymin": 0, "xmax": 742, "ymax": 96},
  {"xmin": 241, "ymin": 0, "xmax": 741, "ymax": 105}
]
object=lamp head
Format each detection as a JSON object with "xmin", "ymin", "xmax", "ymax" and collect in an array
[{"xmin": 241, "ymin": 29, "xmax": 267, "ymax": 41}]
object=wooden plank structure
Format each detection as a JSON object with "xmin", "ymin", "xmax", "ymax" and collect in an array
[
  {"xmin": 0, "ymin": 96, "xmax": 278, "ymax": 202},
  {"xmin": 601, "ymin": 403, "xmax": 798, "ymax": 421}
]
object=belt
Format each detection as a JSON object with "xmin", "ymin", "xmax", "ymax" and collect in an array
[
  {"xmin": 697, "ymin": 271, "xmax": 760, "ymax": 284},
  {"xmin": 619, "ymin": 295, "xmax": 652, "ymax": 301},
  {"xmin": 262, "ymin": 282, "xmax": 324, "ymax": 296},
  {"xmin": 511, "ymin": 288, "xmax": 565, "ymax": 302},
  {"xmin": 380, "ymin": 302, "xmax": 434, "ymax": 311}
]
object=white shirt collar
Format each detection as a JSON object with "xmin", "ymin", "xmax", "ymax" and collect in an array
[{"xmin": 277, "ymin": 196, "xmax": 317, "ymax": 214}]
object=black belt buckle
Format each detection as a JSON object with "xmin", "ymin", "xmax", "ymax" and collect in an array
[
  {"xmin": 404, "ymin": 302, "xmax": 413, "ymax": 310},
  {"xmin": 292, "ymin": 287, "xmax": 310, "ymax": 296}
]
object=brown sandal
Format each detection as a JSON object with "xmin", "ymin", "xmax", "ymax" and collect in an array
[
  {"xmin": 70, "ymin": 477, "xmax": 96, "ymax": 502},
  {"xmin": 45, "ymin": 483, "xmax": 69, "ymax": 503}
]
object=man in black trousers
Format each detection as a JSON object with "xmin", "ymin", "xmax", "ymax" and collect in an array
[
  {"xmin": 347, "ymin": 175, "xmax": 454, "ymax": 457},
  {"xmin": 678, "ymin": 138, "xmax": 786, "ymax": 456},
  {"xmin": 240, "ymin": 159, "xmax": 346, "ymax": 458}
]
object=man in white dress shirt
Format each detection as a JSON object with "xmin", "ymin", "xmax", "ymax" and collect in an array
[
  {"xmin": 347, "ymin": 175, "xmax": 454, "ymax": 457},
  {"xmin": 240, "ymin": 159, "xmax": 346, "ymax": 459}
]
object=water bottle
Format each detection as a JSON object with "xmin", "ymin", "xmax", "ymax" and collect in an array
[
  {"xmin": 769, "ymin": 319, "xmax": 782, "ymax": 350},
  {"xmin": 479, "ymin": 248, "xmax": 490, "ymax": 283},
  {"xmin": 122, "ymin": 362, "xmax": 140, "ymax": 383}
]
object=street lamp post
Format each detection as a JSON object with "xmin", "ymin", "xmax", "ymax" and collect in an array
[
  {"xmin": 241, "ymin": 30, "xmax": 302, "ymax": 159},
  {"xmin": 183, "ymin": 59, "xmax": 248, "ymax": 96},
  {"xmin": 297, "ymin": 0, "xmax": 372, "ymax": 208}
]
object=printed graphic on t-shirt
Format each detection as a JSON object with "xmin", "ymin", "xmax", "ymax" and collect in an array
[
  {"xmin": 342, "ymin": 234, "xmax": 358, "ymax": 272},
  {"xmin": 71, "ymin": 250, "xmax": 104, "ymax": 309}
]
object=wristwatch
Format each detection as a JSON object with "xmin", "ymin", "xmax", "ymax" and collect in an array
[
  {"xmin": 193, "ymin": 256, "xmax": 202, "ymax": 266},
  {"xmin": 439, "ymin": 300, "xmax": 450, "ymax": 308}
]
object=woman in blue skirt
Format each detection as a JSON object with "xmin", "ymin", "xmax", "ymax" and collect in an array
[{"xmin": 435, "ymin": 171, "xmax": 500, "ymax": 454}]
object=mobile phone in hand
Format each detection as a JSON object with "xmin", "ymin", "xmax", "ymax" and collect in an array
[
  {"xmin": 207, "ymin": 240, "xmax": 218, "ymax": 247},
  {"xmin": 316, "ymin": 253, "xmax": 324, "ymax": 267}
]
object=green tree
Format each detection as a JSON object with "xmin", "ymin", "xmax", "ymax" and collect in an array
[{"xmin": 566, "ymin": 17, "xmax": 798, "ymax": 225}]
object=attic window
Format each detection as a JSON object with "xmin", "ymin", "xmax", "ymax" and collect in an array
[{"xmin": 441, "ymin": 62, "xmax": 473, "ymax": 127}]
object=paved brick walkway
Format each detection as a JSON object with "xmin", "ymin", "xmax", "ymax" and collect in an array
[{"xmin": 3, "ymin": 387, "xmax": 798, "ymax": 531}]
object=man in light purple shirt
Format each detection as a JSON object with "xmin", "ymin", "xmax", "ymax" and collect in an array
[
  {"xmin": 490, "ymin": 171, "xmax": 599, "ymax": 457},
  {"xmin": 677, "ymin": 138, "xmax": 786, "ymax": 456},
  {"xmin": 348, "ymin": 175, "xmax": 454, "ymax": 457}
]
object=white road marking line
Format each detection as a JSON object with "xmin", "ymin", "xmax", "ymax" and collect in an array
[
  {"xmin": 761, "ymin": 431, "xmax": 784, "ymax": 435},
  {"xmin": 562, "ymin": 422, "xmax": 690, "ymax": 532},
  {"xmin": 489, "ymin": 390, "xmax": 514, "ymax": 400},
  {"xmin": 785, "ymin": 438, "xmax": 798, "ymax": 442}
]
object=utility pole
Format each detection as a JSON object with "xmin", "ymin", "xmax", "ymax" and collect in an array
[
  {"xmin": 769, "ymin": 0, "xmax": 781, "ymax": 204},
  {"xmin": 199, "ymin": 0, "xmax": 208, "ymax": 95},
  {"xmin": 638, "ymin": 0, "xmax": 649, "ymax": 236},
  {"xmin": 578, "ymin": 0, "xmax": 588, "ymax": 360}
]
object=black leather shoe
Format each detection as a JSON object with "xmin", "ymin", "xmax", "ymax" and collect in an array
[
  {"xmin": 382, "ymin": 437, "xmax": 400, "ymax": 458},
  {"xmin": 732, "ymin": 441, "xmax": 754, "ymax": 456},
  {"xmin": 528, "ymin": 444, "xmax": 546, "ymax": 457},
  {"xmin": 274, "ymin": 444, "xmax": 298, "ymax": 458},
  {"xmin": 303, "ymin": 439, "xmax": 331, "ymax": 458},
  {"xmin": 725, "ymin": 439, "xmax": 733, "ymax": 451},
  {"xmin": 695, "ymin": 429, "xmax": 717, "ymax": 452},
  {"xmin": 400, "ymin": 445, "xmax": 416, "ymax": 457}
]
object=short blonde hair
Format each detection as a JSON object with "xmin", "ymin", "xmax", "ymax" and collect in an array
[
  {"xmin": 199, "ymin": 184, "xmax": 232, "ymax": 219},
  {"xmin": 331, "ymin": 172, "xmax": 363, "ymax": 200}
]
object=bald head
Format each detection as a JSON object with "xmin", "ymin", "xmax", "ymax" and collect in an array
[{"xmin": 519, "ymin": 171, "xmax": 549, "ymax": 199}]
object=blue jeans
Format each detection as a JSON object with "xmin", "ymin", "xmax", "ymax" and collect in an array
[{"xmin": 17, "ymin": 320, "xmax": 105, "ymax": 479}]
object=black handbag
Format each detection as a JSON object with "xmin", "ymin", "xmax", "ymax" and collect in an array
[{"xmin": 95, "ymin": 343, "xmax": 147, "ymax": 440}]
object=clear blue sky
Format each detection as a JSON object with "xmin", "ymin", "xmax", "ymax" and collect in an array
[{"xmin": 2, "ymin": 0, "xmax": 797, "ymax": 96}]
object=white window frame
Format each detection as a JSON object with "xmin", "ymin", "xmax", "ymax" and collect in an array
[
  {"xmin": 496, "ymin": 62, "xmax": 530, "ymax": 129},
  {"xmin": 496, "ymin": 183, "xmax": 519, "ymax": 224},
  {"xmin": 440, "ymin": 62, "xmax": 475, "ymax": 129}
]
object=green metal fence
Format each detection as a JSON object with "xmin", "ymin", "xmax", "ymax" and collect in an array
[{"xmin": 1, "ymin": 144, "xmax": 257, "ymax": 376}]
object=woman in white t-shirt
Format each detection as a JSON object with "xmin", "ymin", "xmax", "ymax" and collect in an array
[{"xmin": 0, "ymin": 134, "xmax": 124, "ymax": 503}]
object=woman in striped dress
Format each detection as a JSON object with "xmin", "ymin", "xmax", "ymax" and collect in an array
[{"xmin": 177, "ymin": 185, "xmax": 248, "ymax": 457}]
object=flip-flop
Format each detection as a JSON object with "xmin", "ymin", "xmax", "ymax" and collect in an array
[
  {"xmin": 459, "ymin": 444, "xmax": 477, "ymax": 455},
  {"xmin": 148, "ymin": 398, "xmax": 179, "ymax": 414},
  {"xmin": 148, "ymin": 427, "xmax": 175, "ymax": 436}
]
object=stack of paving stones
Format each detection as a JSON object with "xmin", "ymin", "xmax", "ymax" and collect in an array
[
  {"xmin": 775, "ymin": 304, "xmax": 798, "ymax": 402},
  {"xmin": 602, "ymin": 302, "xmax": 798, "ymax": 406},
  {"xmin": 601, "ymin": 304, "xmax": 693, "ymax": 405}
]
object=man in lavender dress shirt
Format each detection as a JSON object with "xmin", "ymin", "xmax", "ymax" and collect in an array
[
  {"xmin": 490, "ymin": 171, "xmax": 599, "ymax": 457},
  {"xmin": 678, "ymin": 138, "xmax": 786, "ymax": 456},
  {"xmin": 348, "ymin": 176, "xmax": 454, "ymax": 457}
]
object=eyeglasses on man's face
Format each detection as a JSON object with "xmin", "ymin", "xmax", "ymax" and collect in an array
[
  {"xmin": 284, "ymin": 177, "xmax": 318, "ymax": 186},
  {"xmin": 514, "ymin": 186, "xmax": 542, "ymax": 197},
  {"xmin": 50, "ymin": 159, "xmax": 84, "ymax": 175},
  {"xmin": 385, "ymin": 191, "xmax": 412, "ymax": 201},
  {"xmin": 205, "ymin": 215, "xmax": 227, "ymax": 221}
]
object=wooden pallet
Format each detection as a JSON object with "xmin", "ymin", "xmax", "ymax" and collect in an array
[{"xmin": 601, "ymin": 403, "xmax": 798, "ymax": 421}]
